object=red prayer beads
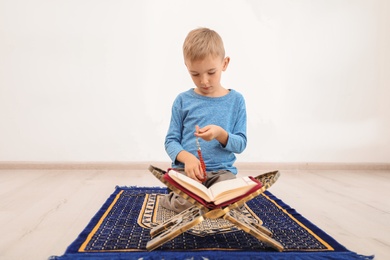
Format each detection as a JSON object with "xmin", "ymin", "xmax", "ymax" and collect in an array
[{"xmin": 196, "ymin": 137, "xmax": 207, "ymax": 182}]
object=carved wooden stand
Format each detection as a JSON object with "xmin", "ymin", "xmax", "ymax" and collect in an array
[{"xmin": 147, "ymin": 165, "xmax": 284, "ymax": 252}]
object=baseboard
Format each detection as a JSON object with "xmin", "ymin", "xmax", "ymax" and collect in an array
[
  {"xmin": 234, "ymin": 162, "xmax": 390, "ymax": 171},
  {"xmin": 0, "ymin": 161, "xmax": 389, "ymax": 171},
  {"xmin": 0, "ymin": 161, "xmax": 165, "ymax": 170}
]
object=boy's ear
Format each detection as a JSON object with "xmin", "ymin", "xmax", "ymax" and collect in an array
[{"xmin": 222, "ymin": 56, "xmax": 230, "ymax": 71}]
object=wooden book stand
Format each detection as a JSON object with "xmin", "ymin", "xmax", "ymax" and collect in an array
[{"xmin": 147, "ymin": 165, "xmax": 284, "ymax": 252}]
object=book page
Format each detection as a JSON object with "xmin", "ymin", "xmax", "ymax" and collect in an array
[
  {"xmin": 167, "ymin": 170, "xmax": 213, "ymax": 202},
  {"xmin": 209, "ymin": 177, "xmax": 258, "ymax": 204}
]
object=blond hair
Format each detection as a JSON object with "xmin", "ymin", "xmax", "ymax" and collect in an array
[{"xmin": 183, "ymin": 28, "xmax": 225, "ymax": 62}]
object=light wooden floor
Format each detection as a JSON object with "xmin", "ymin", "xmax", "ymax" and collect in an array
[{"xmin": 0, "ymin": 164, "xmax": 389, "ymax": 259}]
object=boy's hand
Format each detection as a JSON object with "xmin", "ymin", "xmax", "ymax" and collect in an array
[
  {"xmin": 176, "ymin": 150, "xmax": 205, "ymax": 183},
  {"xmin": 184, "ymin": 157, "xmax": 205, "ymax": 183},
  {"xmin": 195, "ymin": 125, "xmax": 228, "ymax": 146}
]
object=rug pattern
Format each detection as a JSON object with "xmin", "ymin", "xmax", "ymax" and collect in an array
[{"xmin": 139, "ymin": 193, "xmax": 255, "ymax": 236}]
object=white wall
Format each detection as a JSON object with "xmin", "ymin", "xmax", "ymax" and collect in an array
[{"xmin": 1, "ymin": 0, "xmax": 389, "ymax": 163}]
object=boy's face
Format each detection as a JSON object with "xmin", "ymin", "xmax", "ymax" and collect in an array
[{"xmin": 185, "ymin": 55, "xmax": 230, "ymax": 97}]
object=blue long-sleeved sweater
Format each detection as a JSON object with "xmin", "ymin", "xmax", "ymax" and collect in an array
[{"xmin": 164, "ymin": 89, "xmax": 247, "ymax": 174}]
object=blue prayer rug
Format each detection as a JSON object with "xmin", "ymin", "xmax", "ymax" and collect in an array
[{"xmin": 50, "ymin": 186, "xmax": 373, "ymax": 260}]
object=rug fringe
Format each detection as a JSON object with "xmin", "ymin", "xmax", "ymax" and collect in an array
[
  {"xmin": 49, "ymin": 251, "xmax": 374, "ymax": 260},
  {"xmin": 115, "ymin": 185, "xmax": 166, "ymax": 189}
]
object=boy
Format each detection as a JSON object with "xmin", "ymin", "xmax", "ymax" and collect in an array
[{"xmin": 161, "ymin": 27, "xmax": 247, "ymax": 213}]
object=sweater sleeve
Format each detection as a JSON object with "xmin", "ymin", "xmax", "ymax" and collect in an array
[
  {"xmin": 223, "ymin": 97, "xmax": 247, "ymax": 154},
  {"xmin": 164, "ymin": 98, "xmax": 185, "ymax": 163}
]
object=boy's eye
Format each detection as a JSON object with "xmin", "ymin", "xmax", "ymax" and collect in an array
[
  {"xmin": 208, "ymin": 72, "xmax": 215, "ymax": 75},
  {"xmin": 191, "ymin": 74, "xmax": 199, "ymax": 77}
]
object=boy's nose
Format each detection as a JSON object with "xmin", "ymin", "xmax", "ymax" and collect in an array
[{"xmin": 200, "ymin": 76, "xmax": 208, "ymax": 85}]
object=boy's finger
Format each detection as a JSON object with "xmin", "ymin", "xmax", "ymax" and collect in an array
[{"xmin": 187, "ymin": 169, "xmax": 201, "ymax": 183}]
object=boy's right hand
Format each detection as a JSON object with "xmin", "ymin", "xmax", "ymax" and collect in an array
[
  {"xmin": 177, "ymin": 150, "xmax": 204, "ymax": 183},
  {"xmin": 185, "ymin": 159, "xmax": 205, "ymax": 183}
]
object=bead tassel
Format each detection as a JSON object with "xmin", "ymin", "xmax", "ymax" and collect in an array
[{"xmin": 197, "ymin": 149, "xmax": 207, "ymax": 182}]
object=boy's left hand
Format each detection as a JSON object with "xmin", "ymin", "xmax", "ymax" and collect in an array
[{"xmin": 195, "ymin": 125, "xmax": 228, "ymax": 146}]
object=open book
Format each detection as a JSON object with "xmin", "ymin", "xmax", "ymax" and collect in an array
[{"xmin": 164, "ymin": 169, "xmax": 262, "ymax": 208}]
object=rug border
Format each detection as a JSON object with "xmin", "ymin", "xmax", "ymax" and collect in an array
[
  {"xmin": 259, "ymin": 191, "xmax": 348, "ymax": 252},
  {"xmin": 62, "ymin": 186, "xmax": 130, "ymax": 254}
]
